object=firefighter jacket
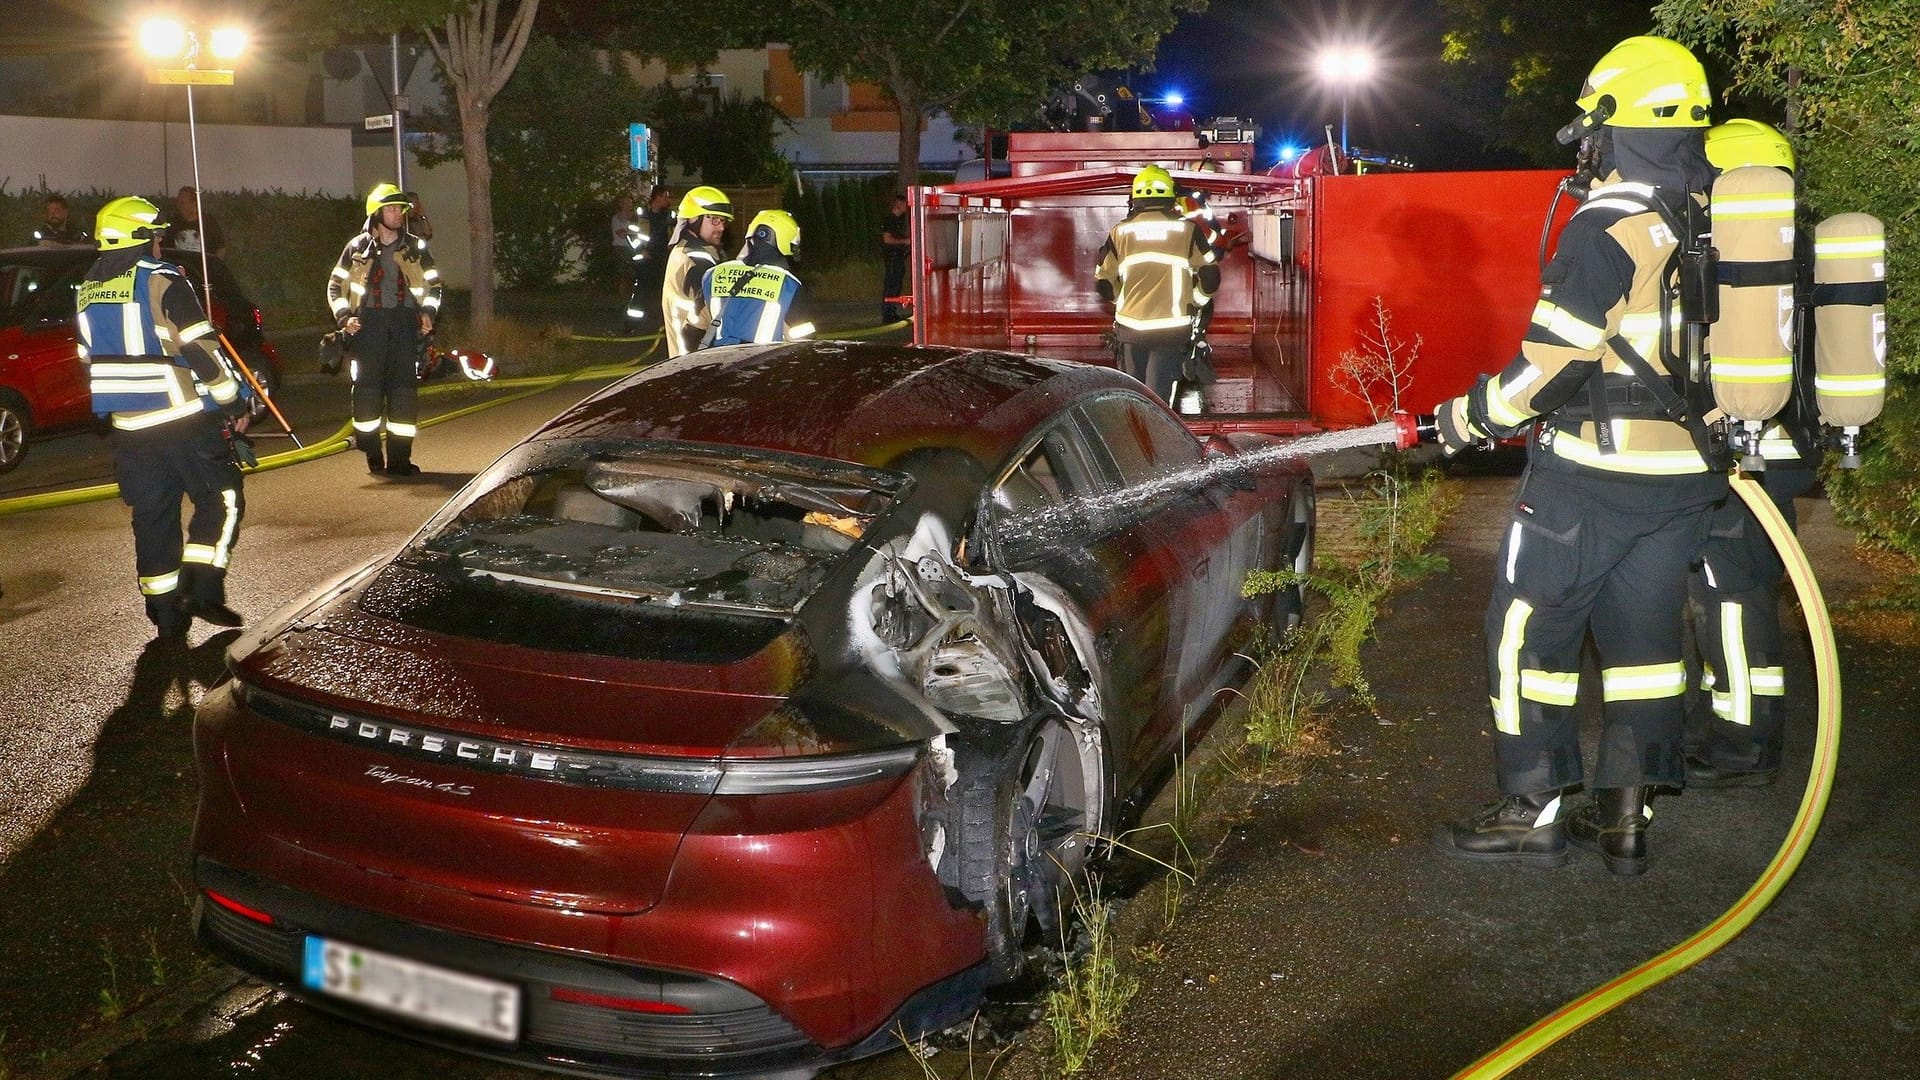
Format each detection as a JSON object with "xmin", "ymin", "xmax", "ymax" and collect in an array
[
  {"xmin": 1095, "ymin": 203, "xmax": 1220, "ymax": 344},
  {"xmin": 702, "ymin": 259, "xmax": 807, "ymax": 347},
  {"xmin": 1440, "ymin": 179, "xmax": 1716, "ymax": 478},
  {"xmin": 663, "ymin": 233, "xmax": 724, "ymax": 356},
  {"xmin": 327, "ymin": 229, "xmax": 443, "ymax": 327},
  {"xmin": 77, "ymin": 251, "xmax": 242, "ymax": 431}
]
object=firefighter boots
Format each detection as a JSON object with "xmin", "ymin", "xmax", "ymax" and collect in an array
[
  {"xmin": 1684, "ymin": 753, "xmax": 1779, "ymax": 788},
  {"xmin": 181, "ymin": 596, "xmax": 245, "ymax": 628},
  {"xmin": 1432, "ymin": 792, "xmax": 1568, "ymax": 867},
  {"xmin": 1569, "ymin": 787, "xmax": 1652, "ymax": 876}
]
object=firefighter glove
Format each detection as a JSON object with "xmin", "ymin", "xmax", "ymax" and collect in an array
[
  {"xmin": 228, "ymin": 430, "xmax": 258, "ymax": 469},
  {"xmin": 1433, "ymin": 398, "xmax": 1488, "ymax": 457},
  {"xmin": 318, "ymin": 330, "xmax": 347, "ymax": 376}
]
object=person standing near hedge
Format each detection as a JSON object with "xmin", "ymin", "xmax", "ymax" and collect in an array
[
  {"xmin": 326, "ymin": 183, "xmax": 442, "ymax": 477},
  {"xmin": 880, "ymin": 193, "xmax": 911, "ymax": 322}
]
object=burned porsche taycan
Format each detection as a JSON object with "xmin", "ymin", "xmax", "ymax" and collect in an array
[{"xmin": 191, "ymin": 341, "xmax": 1315, "ymax": 1077}]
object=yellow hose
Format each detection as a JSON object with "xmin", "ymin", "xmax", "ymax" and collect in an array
[{"xmin": 1452, "ymin": 469, "xmax": 1843, "ymax": 1079}]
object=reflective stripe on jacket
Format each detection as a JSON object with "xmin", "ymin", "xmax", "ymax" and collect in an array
[
  {"xmin": 1095, "ymin": 205, "xmax": 1218, "ymax": 341},
  {"xmin": 78, "ymin": 257, "xmax": 238, "ymax": 429},
  {"xmin": 703, "ymin": 261, "xmax": 803, "ymax": 346},
  {"xmin": 326, "ymin": 229, "xmax": 442, "ymax": 324},
  {"xmin": 1448, "ymin": 178, "xmax": 1714, "ymax": 476}
]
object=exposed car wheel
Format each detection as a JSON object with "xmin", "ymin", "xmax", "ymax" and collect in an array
[
  {"xmin": 1266, "ymin": 480, "xmax": 1316, "ymax": 634},
  {"xmin": 955, "ymin": 711, "xmax": 1110, "ymax": 979},
  {"xmin": 0, "ymin": 392, "xmax": 29, "ymax": 474},
  {"xmin": 240, "ymin": 349, "xmax": 278, "ymax": 419}
]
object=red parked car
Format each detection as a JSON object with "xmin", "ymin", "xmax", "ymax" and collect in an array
[
  {"xmin": 191, "ymin": 342, "xmax": 1315, "ymax": 1077},
  {"xmin": 0, "ymin": 246, "xmax": 282, "ymax": 473}
]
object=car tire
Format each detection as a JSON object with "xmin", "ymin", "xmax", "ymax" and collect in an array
[
  {"xmin": 952, "ymin": 710, "xmax": 1111, "ymax": 980},
  {"xmin": 0, "ymin": 391, "xmax": 30, "ymax": 474},
  {"xmin": 1266, "ymin": 479, "xmax": 1316, "ymax": 634},
  {"xmin": 239, "ymin": 349, "xmax": 278, "ymax": 418}
]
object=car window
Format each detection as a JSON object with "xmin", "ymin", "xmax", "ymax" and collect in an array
[
  {"xmin": 1077, "ymin": 392, "xmax": 1204, "ymax": 488},
  {"xmin": 0, "ymin": 262, "xmax": 78, "ymax": 328},
  {"xmin": 985, "ymin": 423, "xmax": 1103, "ymax": 564}
]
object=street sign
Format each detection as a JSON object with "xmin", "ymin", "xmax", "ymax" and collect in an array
[
  {"xmin": 148, "ymin": 69, "xmax": 235, "ymax": 86},
  {"xmin": 365, "ymin": 113, "xmax": 396, "ymax": 131},
  {"xmin": 628, "ymin": 123, "xmax": 652, "ymax": 171}
]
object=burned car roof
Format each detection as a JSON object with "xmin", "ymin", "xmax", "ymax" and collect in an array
[{"xmin": 537, "ymin": 342, "xmax": 1139, "ymax": 470}]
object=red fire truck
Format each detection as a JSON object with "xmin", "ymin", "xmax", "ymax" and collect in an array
[{"xmin": 911, "ymin": 129, "xmax": 1572, "ymax": 434}]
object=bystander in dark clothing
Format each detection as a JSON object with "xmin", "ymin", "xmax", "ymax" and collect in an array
[{"xmin": 880, "ymin": 194, "xmax": 911, "ymax": 322}]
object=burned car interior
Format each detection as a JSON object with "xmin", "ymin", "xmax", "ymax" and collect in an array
[{"xmin": 415, "ymin": 442, "xmax": 904, "ymax": 616}]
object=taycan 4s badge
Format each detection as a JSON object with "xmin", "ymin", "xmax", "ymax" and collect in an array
[{"xmin": 363, "ymin": 764, "xmax": 475, "ymax": 797}]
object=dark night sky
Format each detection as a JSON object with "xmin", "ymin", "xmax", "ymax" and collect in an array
[{"xmin": 1150, "ymin": 0, "xmax": 1510, "ymax": 170}]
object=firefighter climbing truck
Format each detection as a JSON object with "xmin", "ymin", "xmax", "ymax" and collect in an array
[{"xmin": 911, "ymin": 128, "xmax": 1574, "ymax": 434}]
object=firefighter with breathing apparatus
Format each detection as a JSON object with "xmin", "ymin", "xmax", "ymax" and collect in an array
[
  {"xmin": 78, "ymin": 196, "xmax": 252, "ymax": 638},
  {"xmin": 1095, "ymin": 165, "xmax": 1220, "ymax": 405},
  {"xmin": 1425, "ymin": 36, "xmax": 1724, "ymax": 876},
  {"xmin": 1686, "ymin": 118, "xmax": 1888, "ymax": 787}
]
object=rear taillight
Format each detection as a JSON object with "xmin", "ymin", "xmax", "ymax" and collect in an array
[
  {"xmin": 548, "ymin": 986, "xmax": 691, "ymax": 1015},
  {"xmin": 205, "ymin": 889, "xmax": 275, "ymax": 925}
]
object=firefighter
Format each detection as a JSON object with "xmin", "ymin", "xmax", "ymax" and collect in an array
[
  {"xmin": 1173, "ymin": 189, "xmax": 1228, "ymax": 411},
  {"xmin": 1095, "ymin": 165, "xmax": 1220, "ymax": 404},
  {"xmin": 327, "ymin": 183, "xmax": 443, "ymax": 476},
  {"xmin": 662, "ymin": 186, "xmax": 733, "ymax": 357},
  {"xmin": 700, "ymin": 209, "xmax": 815, "ymax": 348},
  {"xmin": 77, "ymin": 196, "xmax": 250, "ymax": 638},
  {"xmin": 1686, "ymin": 119, "xmax": 1812, "ymax": 788},
  {"xmin": 1428, "ymin": 36, "xmax": 1720, "ymax": 876}
]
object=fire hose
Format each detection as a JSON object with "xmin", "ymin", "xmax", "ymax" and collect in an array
[{"xmin": 1391, "ymin": 414, "xmax": 1843, "ymax": 1077}]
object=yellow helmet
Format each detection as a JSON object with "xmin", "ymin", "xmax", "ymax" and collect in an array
[
  {"xmin": 677, "ymin": 185, "xmax": 733, "ymax": 221},
  {"xmin": 365, "ymin": 182, "xmax": 411, "ymax": 219},
  {"xmin": 1131, "ymin": 165, "xmax": 1175, "ymax": 200},
  {"xmin": 1705, "ymin": 118, "xmax": 1795, "ymax": 172},
  {"xmin": 747, "ymin": 209, "xmax": 800, "ymax": 256},
  {"xmin": 95, "ymin": 195, "xmax": 164, "ymax": 250},
  {"xmin": 1574, "ymin": 36, "xmax": 1711, "ymax": 131}
]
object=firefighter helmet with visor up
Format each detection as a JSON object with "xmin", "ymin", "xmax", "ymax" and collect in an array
[
  {"xmin": 95, "ymin": 196, "xmax": 165, "ymax": 250},
  {"xmin": 365, "ymin": 183, "xmax": 411, "ymax": 219},
  {"xmin": 1574, "ymin": 35, "xmax": 1711, "ymax": 131},
  {"xmin": 678, "ymin": 186, "xmax": 733, "ymax": 221}
]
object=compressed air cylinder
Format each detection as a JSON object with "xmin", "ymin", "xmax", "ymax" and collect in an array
[
  {"xmin": 1813, "ymin": 213, "xmax": 1887, "ymax": 465},
  {"xmin": 1709, "ymin": 165, "xmax": 1798, "ymax": 431}
]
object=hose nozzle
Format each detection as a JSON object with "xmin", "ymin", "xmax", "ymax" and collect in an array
[{"xmin": 1393, "ymin": 411, "xmax": 1439, "ymax": 450}]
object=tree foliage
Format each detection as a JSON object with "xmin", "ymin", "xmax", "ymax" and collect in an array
[
  {"xmin": 1435, "ymin": 1, "xmax": 1658, "ymax": 166},
  {"xmin": 1653, "ymin": 0, "xmax": 1920, "ymax": 559},
  {"xmin": 737, "ymin": 0, "xmax": 1203, "ymax": 186},
  {"xmin": 639, "ymin": 87, "xmax": 793, "ymax": 188},
  {"xmin": 420, "ymin": 33, "xmax": 648, "ymax": 288}
]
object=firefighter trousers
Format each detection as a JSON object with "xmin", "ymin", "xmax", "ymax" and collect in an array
[
  {"xmin": 351, "ymin": 307, "xmax": 422, "ymax": 469},
  {"xmin": 1482, "ymin": 462, "xmax": 1723, "ymax": 796},
  {"xmin": 1686, "ymin": 462, "xmax": 1816, "ymax": 771},
  {"xmin": 112, "ymin": 415, "xmax": 244, "ymax": 631},
  {"xmin": 1117, "ymin": 338, "xmax": 1185, "ymax": 405}
]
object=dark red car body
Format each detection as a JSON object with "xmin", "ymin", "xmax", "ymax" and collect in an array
[
  {"xmin": 192, "ymin": 342, "xmax": 1314, "ymax": 1077},
  {"xmin": 0, "ymin": 245, "xmax": 282, "ymax": 472}
]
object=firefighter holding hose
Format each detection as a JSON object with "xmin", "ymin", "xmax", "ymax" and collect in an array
[
  {"xmin": 1095, "ymin": 165, "xmax": 1220, "ymax": 404},
  {"xmin": 1427, "ymin": 37, "xmax": 1722, "ymax": 876}
]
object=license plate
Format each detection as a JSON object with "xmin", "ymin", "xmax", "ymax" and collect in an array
[{"xmin": 302, "ymin": 935, "xmax": 520, "ymax": 1043}]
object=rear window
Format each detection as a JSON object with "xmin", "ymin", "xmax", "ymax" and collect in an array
[{"xmin": 389, "ymin": 439, "xmax": 909, "ymax": 617}]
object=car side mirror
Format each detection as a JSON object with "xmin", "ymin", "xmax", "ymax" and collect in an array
[{"xmin": 1203, "ymin": 437, "xmax": 1258, "ymax": 491}]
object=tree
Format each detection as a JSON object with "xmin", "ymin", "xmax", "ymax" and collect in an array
[
  {"xmin": 1435, "ymin": 1, "xmax": 1660, "ymax": 166},
  {"xmin": 315, "ymin": 0, "xmax": 539, "ymax": 341},
  {"xmin": 1654, "ymin": 0, "xmax": 1920, "ymax": 563},
  {"xmin": 425, "ymin": 33, "xmax": 650, "ymax": 288},
  {"xmin": 742, "ymin": 0, "xmax": 1203, "ymax": 188}
]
